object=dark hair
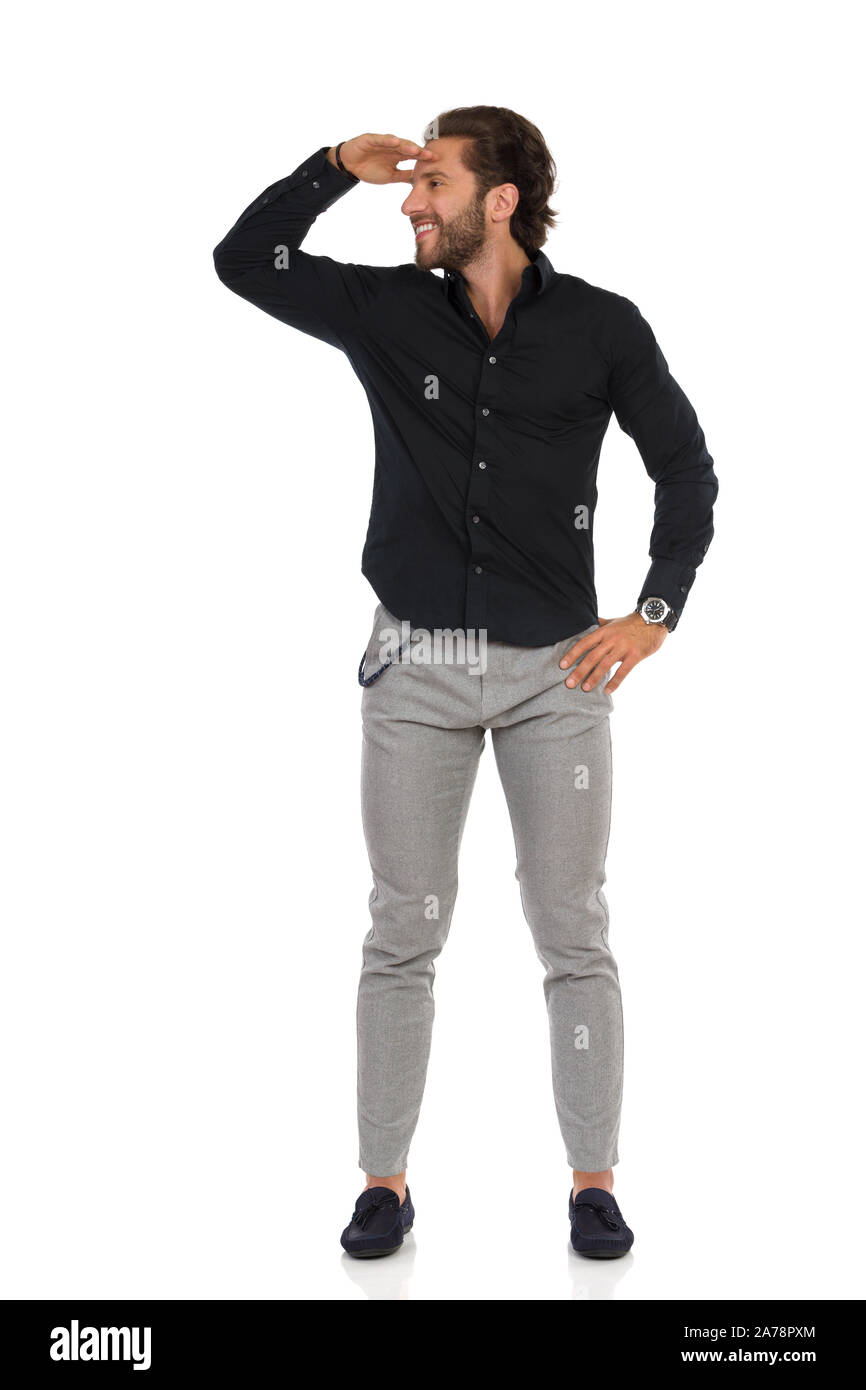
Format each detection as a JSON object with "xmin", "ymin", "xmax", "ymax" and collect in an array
[{"xmin": 425, "ymin": 106, "xmax": 558, "ymax": 257}]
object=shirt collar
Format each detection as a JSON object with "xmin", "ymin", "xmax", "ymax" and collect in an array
[{"xmin": 442, "ymin": 248, "xmax": 554, "ymax": 298}]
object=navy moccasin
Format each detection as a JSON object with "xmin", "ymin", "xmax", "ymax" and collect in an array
[
  {"xmin": 340, "ymin": 1185, "xmax": 415, "ymax": 1258},
  {"xmin": 569, "ymin": 1186, "xmax": 634, "ymax": 1258}
]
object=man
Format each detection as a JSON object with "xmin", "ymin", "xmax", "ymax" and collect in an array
[{"xmin": 213, "ymin": 106, "xmax": 718, "ymax": 1260}]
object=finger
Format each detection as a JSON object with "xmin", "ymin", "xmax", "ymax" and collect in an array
[
  {"xmin": 366, "ymin": 134, "xmax": 419, "ymax": 153},
  {"xmin": 389, "ymin": 138, "xmax": 435, "ymax": 159},
  {"xmin": 606, "ymin": 656, "xmax": 637, "ymax": 693},
  {"xmin": 578, "ymin": 656, "xmax": 614, "ymax": 691},
  {"xmin": 388, "ymin": 169, "xmax": 416, "ymax": 183},
  {"xmin": 564, "ymin": 646, "xmax": 612, "ymax": 688},
  {"xmin": 597, "ymin": 616, "xmax": 611, "ymax": 625},
  {"xmin": 558, "ymin": 631, "xmax": 603, "ymax": 671}
]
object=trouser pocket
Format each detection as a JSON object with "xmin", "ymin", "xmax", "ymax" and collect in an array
[{"xmin": 358, "ymin": 602, "xmax": 409, "ymax": 686}]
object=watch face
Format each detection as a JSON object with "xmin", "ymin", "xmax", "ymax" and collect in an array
[{"xmin": 642, "ymin": 598, "xmax": 668, "ymax": 623}]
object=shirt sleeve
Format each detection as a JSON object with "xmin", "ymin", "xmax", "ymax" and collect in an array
[
  {"xmin": 606, "ymin": 296, "xmax": 718, "ymax": 625},
  {"xmin": 212, "ymin": 145, "xmax": 389, "ymax": 352}
]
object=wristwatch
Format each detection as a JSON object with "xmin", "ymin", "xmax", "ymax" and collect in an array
[{"xmin": 636, "ymin": 596, "xmax": 678, "ymax": 632}]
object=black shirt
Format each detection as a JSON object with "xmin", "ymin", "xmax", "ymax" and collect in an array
[{"xmin": 213, "ymin": 144, "xmax": 718, "ymax": 645}]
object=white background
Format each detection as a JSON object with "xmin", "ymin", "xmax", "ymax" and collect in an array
[{"xmin": 2, "ymin": 0, "xmax": 863, "ymax": 1302}]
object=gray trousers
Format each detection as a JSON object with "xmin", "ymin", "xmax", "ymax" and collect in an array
[{"xmin": 357, "ymin": 601, "xmax": 622, "ymax": 1175}]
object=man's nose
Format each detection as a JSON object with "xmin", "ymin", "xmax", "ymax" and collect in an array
[{"xmin": 401, "ymin": 191, "xmax": 425, "ymax": 218}]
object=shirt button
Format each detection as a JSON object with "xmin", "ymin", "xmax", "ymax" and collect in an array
[
  {"xmin": 302, "ymin": 169, "xmax": 309, "ymax": 177},
  {"xmin": 474, "ymin": 566, "xmax": 483, "ymax": 574},
  {"xmin": 312, "ymin": 180, "xmax": 320, "ymax": 189},
  {"xmin": 478, "ymin": 461, "xmax": 487, "ymax": 470},
  {"xmin": 262, "ymin": 196, "xmax": 269, "ymax": 203},
  {"xmin": 482, "ymin": 407, "xmax": 490, "ymax": 416},
  {"xmin": 472, "ymin": 514, "xmax": 480, "ymax": 523},
  {"xmin": 680, "ymin": 585, "xmax": 687, "ymax": 593},
  {"xmin": 488, "ymin": 356, "xmax": 497, "ymax": 364}
]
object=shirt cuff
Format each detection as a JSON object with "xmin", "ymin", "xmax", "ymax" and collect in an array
[
  {"xmin": 313, "ymin": 143, "xmax": 360, "ymax": 190},
  {"xmin": 637, "ymin": 558, "xmax": 697, "ymax": 627},
  {"xmin": 281, "ymin": 145, "xmax": 361, "ymax": 210}
]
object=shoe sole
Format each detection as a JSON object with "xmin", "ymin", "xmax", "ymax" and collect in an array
[
  {"xmin": 342, "ymin": 1220, "xmax": 413, "ymax": 1258},
  {"xmin": 572, "ymin": 1247, "xmax": 630, "ymax": 1259}
]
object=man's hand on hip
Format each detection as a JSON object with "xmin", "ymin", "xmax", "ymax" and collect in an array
[{"xmin": 559, "ymin": 613, "xmax": 667, "ymax": 694}]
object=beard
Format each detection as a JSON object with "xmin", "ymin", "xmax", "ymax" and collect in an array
[{"xmin": 414, "ymin": 194, "xmax": 488, "ymax": 273}]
